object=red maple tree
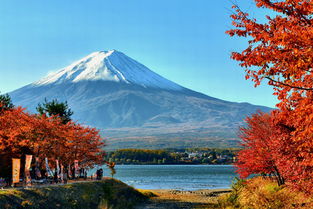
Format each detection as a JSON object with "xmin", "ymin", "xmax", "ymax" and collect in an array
[
  {"xmin": 0, "ymin": 105, "xmax": 106, "ymax": 180},
  {"xmin": 227, "ymin": 0, "xmax": 313, "ymax": 193}
]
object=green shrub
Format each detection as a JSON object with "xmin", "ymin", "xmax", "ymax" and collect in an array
[{"xmin": 216, "ymin": 177, "xmax": 246, "ymax": 208}]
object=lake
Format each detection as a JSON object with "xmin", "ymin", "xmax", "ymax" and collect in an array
[{"xmin": 101, "ymin": 165, "xmax": 237, "ymax": 191}]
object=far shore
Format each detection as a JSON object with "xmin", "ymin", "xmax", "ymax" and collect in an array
[{"xmin": 114, "ymin": 163, "xmax": 234, "ymax": 165}]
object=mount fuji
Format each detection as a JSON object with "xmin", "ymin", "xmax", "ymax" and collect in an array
[
  {"xmin": 10, "ymin": 50, "xmax": 271, "ymax": 149},
  {"xmin": 33, "ymin": 50, "xmax": 183, "ymax": 91}
]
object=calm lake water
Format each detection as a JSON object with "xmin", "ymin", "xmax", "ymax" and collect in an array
[{"xmin": 101, "ymin": 165, "xmax": 237, "ymax": 191}]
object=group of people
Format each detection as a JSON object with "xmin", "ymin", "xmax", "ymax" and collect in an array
[
  {"xmin": 34, "ymin": 167, "xmax": 89, "ymax": 185},
  {"xmin": 49, "ymin": 167, "xmax": 105, "ymax": 183}
]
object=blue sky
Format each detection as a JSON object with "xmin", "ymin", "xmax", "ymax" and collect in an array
[{"xmin": 0, "ymin": 0, "xmax": 277, "ymax": 107}]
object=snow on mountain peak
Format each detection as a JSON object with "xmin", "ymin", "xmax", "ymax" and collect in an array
[{"xmin": 33, "ymin": 50, "xmax": 183, "ymax": 90}]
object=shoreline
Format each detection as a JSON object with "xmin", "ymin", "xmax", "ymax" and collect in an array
[
  {"xmin": 148, "ymin": 188, "xmax": 232, "ymax": 194},
  {"xmin": 144, "ymin": 188, "xmax": 232, "ymax": 198},
  {"xmin": 113, "ymin": 163, "xmax": 234, "ymax": 166},
  {"xmin": 136, "ymin": 188, "xmax": 232, "ymax": 208}
]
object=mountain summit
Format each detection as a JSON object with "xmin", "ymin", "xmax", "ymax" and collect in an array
[
  {"xmin": 10, "ymin": 50, "xmax": 271, "ymax": 149},
  {"xmin": 34, "ymin": 50, "xmax": 182, "ymax": 91}
]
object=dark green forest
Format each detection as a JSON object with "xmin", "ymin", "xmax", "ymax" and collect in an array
[{"xmin": 105, "ymin": 148, "xmax": 239, "ymax": 165}]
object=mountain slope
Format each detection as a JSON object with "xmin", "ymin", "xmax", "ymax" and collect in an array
[{"xmin": 9, "ymin": 50, "xmax": 272, "ymax": 149}]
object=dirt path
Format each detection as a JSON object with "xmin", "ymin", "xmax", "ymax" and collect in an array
[{"xmin": 135, "ymin": 189, "xmax": 231, "ymax": 209}]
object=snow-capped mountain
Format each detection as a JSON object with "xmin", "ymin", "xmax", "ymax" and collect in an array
[
  {"xmin": 34, "ymin": 50, "xmax": 183, "ymax": 91},
  {"xmin": 10, "ymin": 50, "xmax": 272, "ymax": 149}
]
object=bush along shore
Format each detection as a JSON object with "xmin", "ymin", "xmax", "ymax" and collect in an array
[{"xmin": 0, "ymin": 178, "xmax": 147, "ymax": 209}]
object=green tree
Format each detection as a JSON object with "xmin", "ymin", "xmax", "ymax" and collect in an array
[
  {"xmin": 0, "ymin": 93, "xmax": 14, "ymax": 113},
  {"xmin": 37, "ymin": 98, "xmax": 73, "ymax": 124},
  {"xmin": 106, "ymin": 162, "xmax": 116, "ymax": 178}
]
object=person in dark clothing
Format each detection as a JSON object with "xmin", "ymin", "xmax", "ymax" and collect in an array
[
  {"xmin": 54, "ymin": 171, "xmax": 58, "ymax": 184},
  {"xmin": 99, "ymin": 168, "xmax": 103, "ymax": 180},
  {"xmin": 84, "ymin": 170, "xmax": 87, "ymax": 180},
  {"xmin": 63, "ymin": 171, "xmax": 68, "ymax": 184},
  {"xmin": 96, "ymin": 169, "xmax": 100, "ymax": 180},
  {"xmin": 72, "ymin": 167, "xmax": 76, "ymax": 179},
  {"xmin": 30, "ymin": 165, "xmax": 36, "ymax": 180}
]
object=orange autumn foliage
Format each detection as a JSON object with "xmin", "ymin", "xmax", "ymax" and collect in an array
[
  {"xmin": 0, "ymin": 105, "xmax": 105, "ymax": 178},
  {"xmin": 236, "ymin": 112, "xmax": 281, "ymax": 181},
  {"xmin": 227, "ymin": 0, "xmax": 313, "ymax": 99},
  {"xmin": 236, "ymin": 111, "xmax": 312, "ymax": 190},
  {"xmin": 227, "ymin": 0, "xmax": 313, "ymax": 194},
  {"xmin": 0, "ymin": 106, "xmax": 33, "ymax": 154}
]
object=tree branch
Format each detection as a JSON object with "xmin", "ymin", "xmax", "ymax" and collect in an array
[{"xmin": 265, "ymin": 76, "xmax": 313, "ymax": 91}]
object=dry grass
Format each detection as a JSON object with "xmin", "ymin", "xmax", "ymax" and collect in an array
[{"xmin": 216, "ymin": 177, "xmax": 313, "ymax": 209}]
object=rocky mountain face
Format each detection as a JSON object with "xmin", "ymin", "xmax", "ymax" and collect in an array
[{"xmin": 10, "ymin": 50, "xmax": 271, "ymax": 149}]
